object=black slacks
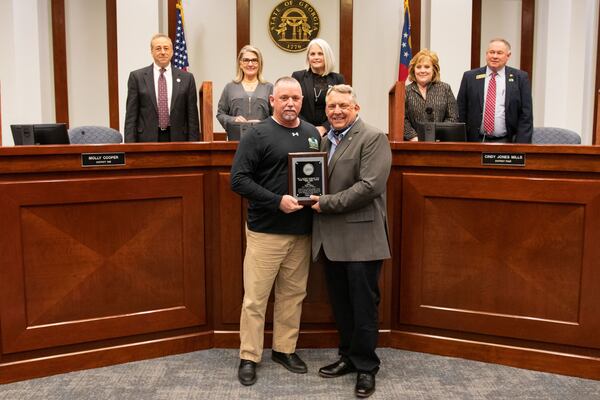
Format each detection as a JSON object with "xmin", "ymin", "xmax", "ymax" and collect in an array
[{"xmin": 323, "ymin": 257, "xmax": 383, "ymax": 373}]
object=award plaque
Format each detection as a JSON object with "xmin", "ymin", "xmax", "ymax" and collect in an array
[{"xmin": 288, "ymin": 152, "xmax": 328, "ymax": 205}]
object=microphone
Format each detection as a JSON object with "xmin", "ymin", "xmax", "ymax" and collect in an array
[
  {"xmin": 425, "ymin": 107, "xmax": 434, "ymax": 122},
  {"xmin": 423, "ymin": 107, "xmax": 435, "ymax": 141}
]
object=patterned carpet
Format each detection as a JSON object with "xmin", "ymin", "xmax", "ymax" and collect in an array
[{"xmin": 1, "ymin": 348, "xmax": 599, "ymax": 399}]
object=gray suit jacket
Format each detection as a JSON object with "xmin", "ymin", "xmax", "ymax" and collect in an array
[
  {"xmin": 312, "ymin": 118, "xmax": 392, "ymax": 262},
  {"xmin": 124, "ymin": 64, "xmax": 200, "ymax": 142}
]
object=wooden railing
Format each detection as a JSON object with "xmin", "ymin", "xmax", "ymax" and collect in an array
[
  {"xmin": 388, "ymin": 81, "xmax": 405, "ymax": 142},
  {"xmin": 199, "ymin": 81, "xmax": 214, "ymax": 142}
]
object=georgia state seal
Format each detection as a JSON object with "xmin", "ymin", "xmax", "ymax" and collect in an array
[{"xmin": 268, "ymin": 0, "xmax": 320, "ymax": 53}]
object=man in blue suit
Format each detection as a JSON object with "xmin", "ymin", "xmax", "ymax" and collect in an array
[{"xmin": 457, "ymin": 38, "xmax": 533, "ymax": 143}]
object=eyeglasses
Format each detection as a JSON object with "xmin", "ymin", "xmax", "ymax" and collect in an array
[{"xmin": 241, "ymin": 58, "xmax": 259, "ymax": 65}]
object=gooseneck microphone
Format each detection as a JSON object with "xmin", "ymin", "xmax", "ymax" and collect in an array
[{"xmin": 424, "ymin": 107, "xmax": 435, "ymax": 141}]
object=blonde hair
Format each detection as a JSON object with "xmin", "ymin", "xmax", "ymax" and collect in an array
[
  {"xmin": 234, "ymin": 45, "xmax": 266, "ymax": 83},
  {"xmin": 408, "ymin": 49, "xmax": 441, "ymax": 83},
  {"xmin": 305, "ymin": 38, "xmax": 336, "ymax": 76}
]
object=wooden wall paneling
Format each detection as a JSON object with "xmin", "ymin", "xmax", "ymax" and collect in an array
[
  {"xmin": 594, "ymin": 5, "xmax": 600, "ymax": 144},
  {"xmin": 398, "ymin": 172, "xmax": 600, "ymax": 348},
  {"xmin": 339, "ymin": 0, "xmax": 353, "ymax": 85},
  {"xmin": 409, "ymin": 0, "xmax": 421, "ymax": 54},
  {"xmin": 106, "ymin": 0, "xmax": 119, "ymax": 130},
  {"xmin": 236, "ymin": 0, "xmax": 250, "ymax": 54},
  {"xmin": 520, "ymin": 0, "xmax": 535, "ymax": 79},
  {"xmin": 471, "ymin": 0, "xmax": 482, "ymax": 69},
  {"xmin": 0, "ymin": 174, "xmax": 206, "ymax": 353},
  {"xmin": 168, "ymin": 0, "xmax": 177, "ymax": 41},
  {"xmin": 51, "ymin": 0, "xmax": 69, "ymax": 125}
]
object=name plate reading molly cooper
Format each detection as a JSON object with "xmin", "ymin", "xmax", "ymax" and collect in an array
[
  {"xmin": 81, "ymin": 152, "xmax": 125, "ymax": 167},
  {"xmin": 481, "ymin": 152, "xmax": 525, "ymax": 166}
]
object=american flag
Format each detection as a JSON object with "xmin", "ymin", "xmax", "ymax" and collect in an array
[
  {"xmin": 173, "ymin": 0, "xmax": 189, "ymax": 71},
  {"xmin": 398, "ymin": 0, "xmax": 412, "ymax": 81}
]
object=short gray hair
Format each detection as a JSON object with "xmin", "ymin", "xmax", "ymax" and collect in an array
[
  {"xmin": 150, "ymin": 33, "xmax": 172, "ymax": 49},
  {"xmin": 488, "ymin": 38, "xmax": 511, "ymax": 51},
  {"xmin": 326, "ymin": 84, "xmax": 358, "ymax": 104}
]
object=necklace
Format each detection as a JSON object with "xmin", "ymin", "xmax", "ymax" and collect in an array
[{"xmin": 313, "ymin": 87, "xmax": 322, "ymax": 102}]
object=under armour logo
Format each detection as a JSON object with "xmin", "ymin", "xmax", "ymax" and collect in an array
[{"xmin": 291, "ymin": 132, "xmax": 299, "ymax": 136}]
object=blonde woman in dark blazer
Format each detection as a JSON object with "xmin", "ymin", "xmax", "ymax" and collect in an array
[
  {"xmin": 404, "ymin": 49, "xmax": 458, "ymax": 141},
  {"xmin": 292, "ymin": 38, "xmax": 345, "ymax": 136}
]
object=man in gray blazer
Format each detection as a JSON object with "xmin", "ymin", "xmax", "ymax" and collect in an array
[
  {"xmin": 124, "ymin": 34, "xmax": 199, "ymax": 143},
  {"xmin": 310, "ymin": 84, "xmax": 391, "ymax": 398}
]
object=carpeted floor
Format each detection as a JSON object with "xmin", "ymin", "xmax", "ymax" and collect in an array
[{"xmin": 1, "ymin": 348, "xmax": 599, "ymax": 399}]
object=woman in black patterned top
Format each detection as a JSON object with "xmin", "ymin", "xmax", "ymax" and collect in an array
[
  {"xmin": 292, "ymin": 39, "xmax": 345, "ymax": 136},
  {"xmin": 404, "ymin": 49, "xmax": 459, "ymax": 141}
]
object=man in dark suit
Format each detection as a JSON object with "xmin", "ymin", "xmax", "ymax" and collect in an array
[
  {"xmin": 124, "ymin": 34, "xmax": 199, "ymax": 143},
  {"xmin": 310, "ymin": 84, "xmax": 391, "ymax": 398},
  {"xmin": 457, "ymin": 38, "xmax": 533, "ymax": 143}
]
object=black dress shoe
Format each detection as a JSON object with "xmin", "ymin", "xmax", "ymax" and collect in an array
[
  {"xmin": 238, "ymin": 359, "xmax": 257, "ymax": 386},
  {"xmin": 319, "ymin": 358, "xmax": 356, "ymax": 378},
  {"xmin": 271, "ymin": 350, "xmax": 307, "ymax": 373},
  {"xmin": 355, "ymin": 372, "xmax": 376, "ymax": 398}
]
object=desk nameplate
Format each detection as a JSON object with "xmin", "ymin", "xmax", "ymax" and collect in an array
[
  {"xmin": 482, "ymin": 152, "xmax": 525, "ymax": 166},
  {"xmin": 81, "ymin": 152, "xmax": 126, "ymax": 167}
]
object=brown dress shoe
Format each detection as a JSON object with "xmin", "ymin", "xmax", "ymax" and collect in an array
[
  {"xmin": 238, "ymin": 359, "xmax": 257, "ymax": 386},
  {"xmin": 355, "ymin": 372, "xmax": 376, "ymax": 398}
]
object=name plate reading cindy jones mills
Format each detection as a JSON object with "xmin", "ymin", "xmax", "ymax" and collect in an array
[
  {"xmin": 481, "ymin": 152, "xmax": 526, "ymax": 166},
  {"xmin": 288, "ymin": 152, "xmax": 328, "ymax": 205},
  {"xmin": 81, "ymin": 152, "xmax": 125, "ymax": 167}
]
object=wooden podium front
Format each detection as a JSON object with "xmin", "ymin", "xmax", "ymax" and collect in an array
[{"xmin": 2, "ymin": 142, "xmax": 600, "ymax": 383}]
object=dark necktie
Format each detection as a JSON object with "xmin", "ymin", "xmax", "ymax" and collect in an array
[
  {"xmin": 333, "ymin": 130, "xmax": 343, "ymax": 145},
  {"xmin": 483, "ymin": 72, "xmax": 497, "ymax": 135},
  {"xmin": 158, "ymin": 68, "xmax": 169, "ymax": 129}
]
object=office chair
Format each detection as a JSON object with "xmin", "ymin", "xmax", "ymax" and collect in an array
[
  {"xmin": 68, "ymin": 126, "xmax": 123, "ymax": 144},
  {"xmin": 532, "ymin": 127, "xmax": 581, "ymax": 144}
]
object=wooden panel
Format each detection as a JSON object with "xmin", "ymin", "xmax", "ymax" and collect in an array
[
  {"xmin": 106, "ymin": 0, "xmax": 119, "ymax": 130},
  {"xmin": 409, "ymin": 0, "xmax": 421, "ymax": 54},
  {"xmin": 399, "ymin": 172, "xmax": 600, "ymax": 348},
  {"xmin": 471, "ymin": 0, "xmax": 481, "ymax": 69},
  {"xmin": 51, "ymin": 0, "xmax": 69, "ymax": 125},
  {"xmin": 520, "ymin": 0, "xmax": 535, "ymax": 79},
  {"xmin": 339, "ymin": 0, "xmax": 353, "ymax": 85},
  {"xmin": 0, "ymin": 174, "xmax": 206, "ymax": 353},
  {"xmin": 236, "ymin": 0, "xmax": 250, "ymax": 54}
]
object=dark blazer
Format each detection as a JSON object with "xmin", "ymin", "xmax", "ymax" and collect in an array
[
  {"xmin": 404, "ymin": 81, "xmax": 459, "ymax": 140},
  {"xmin": 124, "ymin": 64, "xmax": 200, "ymax": 142},
  {"xmin": 312, "ymin": 118, "xmax": 391, "ymax": 262},
  {"xmin": 291, "ymin": 69, "xmax": 345, "ymax": 130},
  {"xmin": 457, "ymin": 66, "xmax": 533, "ymax": 143}
]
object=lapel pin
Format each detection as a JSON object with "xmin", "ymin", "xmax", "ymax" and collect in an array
[{"xmin": 176, "ymin": 78, "xmax": 181, "ymax": 83}]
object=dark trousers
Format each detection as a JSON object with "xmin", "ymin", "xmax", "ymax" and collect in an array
[{"xmin": 323, "ymin": 257, "xmax": 382, "ymax": 373}]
